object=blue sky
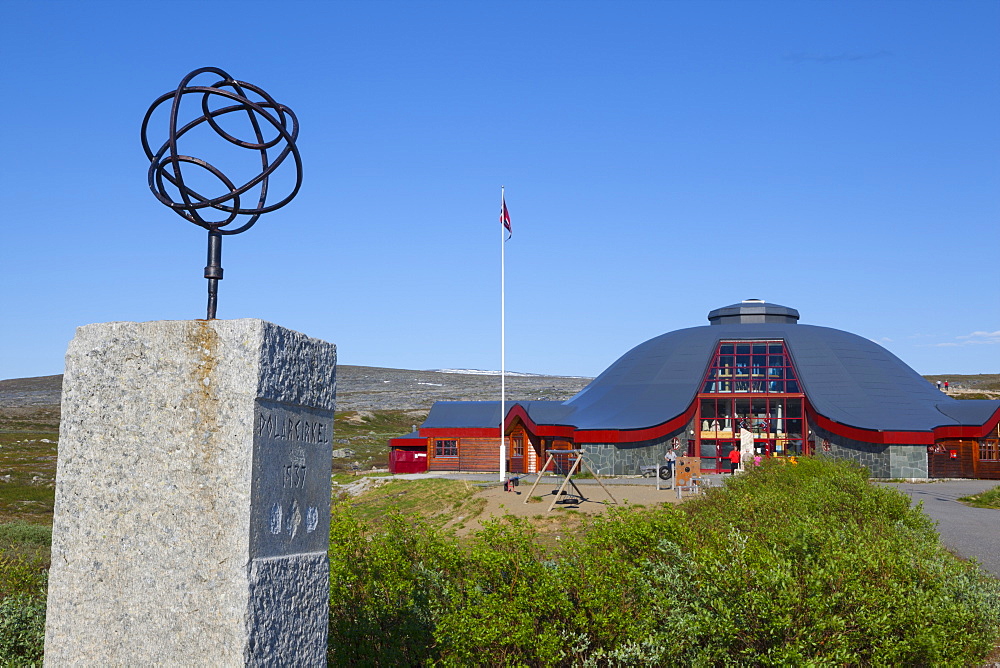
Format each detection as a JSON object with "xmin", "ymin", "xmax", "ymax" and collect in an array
[{"xmin": 1, "ymin": 0, "xmax": 997, "ymax": 380}]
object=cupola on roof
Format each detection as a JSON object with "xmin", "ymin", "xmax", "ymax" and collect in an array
[{"xmin": 707, "ymin": 299, "xmax": 800, "ymax": 325}]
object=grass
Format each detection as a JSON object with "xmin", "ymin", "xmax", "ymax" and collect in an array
[
  {"xmin": 338, "ymin": 477, "xmax": 486, "ymax": 530},
  {"xmin": 331, "ymin": 409, "xmax": 426, "ymax": 471},
  {"xmin": 958, "ymin": 485, "xmax": 1000, "ymax": 509},
  {"xmin": 0, "ymin": 432, "xmax": 58, "ymax": 525},
  {"xmin": 337, "ymin": 475, "xmax": 606, "ymax": 547},
  {"xmin": 0, "ymin": 406, "xmax": 60, "ymax": 435},
  {"xmin": 0, "ymin": 521, "xmax": 51, "ymax": 570},
  {"xmin": 0, "ymin": 409, "xmax": 58, "ymax": 664}
]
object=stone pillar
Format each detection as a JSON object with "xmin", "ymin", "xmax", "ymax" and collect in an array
[{"xmin": 44, "ymin": 319, "xmax": 336, "ymax": 666}]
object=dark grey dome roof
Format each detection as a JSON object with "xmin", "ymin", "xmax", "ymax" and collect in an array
[
  {"xmin": 562, "ymin": 322, "xmax": 995, "ymax": 434},
  {"xmin": 420, "ymin": 302, "xmax": 1000, "ymax": 440},
  {"xmin": 708, "ymin": 299, "xmax": 800, "ymax": 325}
]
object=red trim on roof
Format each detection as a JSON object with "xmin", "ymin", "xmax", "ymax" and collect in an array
[
  {"xmin": 503, "ymin": 402, "xmax": 698, "ymax": 444},
  {"xmin": 389, "ymin": 439, "xmax": 427, "ymax": 449},
  {"xmin": 574, "ymin": 403, "xmax": 698, "ymax": 443},
  {"xmin": 930, "ymin": 403, "xmax": 1000, "ymax": 439},
  {"xmin": 503, "ymin": 404, "xmax": 576, "ymax": 439},
  {"xmin": 412, "ymin": 400, "xmax": 1000, "ymax": 451},
  {"xmin": 806, "ymin": 401, "xmax": 1000, "ymax": 445},
  {"xmin": 421, "ymin": 427, "xmax": 500, "ymax": 439},
  {"xmin": 808, "ymin": 410, "xmax": 934, "ymax": 445}
]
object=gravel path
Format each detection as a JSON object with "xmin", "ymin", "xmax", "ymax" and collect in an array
[{"xmin": 880, "ymin": 480, "xmax": 1000, "ymax": 578}]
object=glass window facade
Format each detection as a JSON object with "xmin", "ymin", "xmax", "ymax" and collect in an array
[
  {"xmin": 697, "ymin": 340, "xmax": 807, "ymax": 472},
  {"xmin": 701, "ymin": 341, "xmax": 800, "ymax": 394}
]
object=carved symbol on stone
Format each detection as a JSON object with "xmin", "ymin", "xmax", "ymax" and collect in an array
[
  {"xmin": 306, "ymin": 507, "xmax": 319, "ymax": 533},
  {"xmin": 269, "ymin": 502, "xmax": 282, "ymax": 535},
  {"xmin": 286, "ymin": 499, "xmax": 302, "ymax": 539}
]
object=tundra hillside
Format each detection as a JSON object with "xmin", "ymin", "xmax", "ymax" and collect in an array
[
  {"xmin": 0, "ymin": 366, "xmax": 593, "ymax": 522},
  {"xmin": 1, "ymin": 370, "xmax": 997, "ymax": 491}
]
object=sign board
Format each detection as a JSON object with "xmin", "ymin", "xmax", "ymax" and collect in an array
[{"xmin": 675, "ymin": 456, "xmax": 701, "ymax": 487}]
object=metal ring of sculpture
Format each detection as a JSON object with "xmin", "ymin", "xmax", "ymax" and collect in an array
[
  {"xmin": 141, "ymin": 67, "xmax": 302, "ymax": 318},
  {"xmin": 141, "ymin": 66, "xmax": 302, "ymax": 235}
]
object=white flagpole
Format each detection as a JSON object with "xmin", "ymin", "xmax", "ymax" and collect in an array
[{"xmin": 500, "ymin": 186, "xmax": 507, "ymax": 482}]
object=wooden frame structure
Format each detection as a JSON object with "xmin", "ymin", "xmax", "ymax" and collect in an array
[{"xmin": 522, "ymin": 449, "xmax": 618, "ymax": 512}]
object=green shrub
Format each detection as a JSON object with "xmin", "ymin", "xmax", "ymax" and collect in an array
[
  {"xmin": 433, "ymin": 515, "xmax": 570, "ymax": 666},
  {"xmin": 0, "ymin": 522, "xmax": 51, "ymax": 550},
  {"xmin": 327, "ymin": 506, "xmax": 465, "ymax": 666},
  {"xmin": 326, "ymin": 459, "xmax": 1000, "ymax": 666},
  {"xmin": 553, "ymin": 507, "xmax": 688, "ymax": 665},
  {"xmin": 677, "ymin": 457, "xmax": 1000, "ymax": 664},
  {"xmin": 0, "ymin": 521, "xmax": 49, "ymax": 665},
  {"xmin": 0, "ymin": 595, "xmax": 45, "ymax": 665},
  {"xmin": 0, "ymin": 555, "xmax": 46, "ymax": 603}
]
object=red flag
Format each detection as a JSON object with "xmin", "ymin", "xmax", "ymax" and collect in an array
[{"xmin": 500, "ymin": 192, "xmax": 511, "ymax": 238}]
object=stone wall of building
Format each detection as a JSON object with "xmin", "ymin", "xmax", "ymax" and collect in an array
[
  {"xmin": 581, "ymin": 422, "xmax": 694, "ymax": 476},
  {"xmin": 583, "ymin": 441, "xmax": 665, "ymax": 476},
  {"xmin": 811, "ymin": 426, "xmax": 927, "ymax": 479},
  {"xmin": 888, "ymin": 443, "xmax": 928, "ymax": 479},
  {"xmin": 812, "ymin": 426, "xmax": 890, "ymax": 477}
]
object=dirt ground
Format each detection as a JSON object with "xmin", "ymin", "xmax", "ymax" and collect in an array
[{"xmin": 453, "ymin": 478, "xmax": 688, "ymax": 535}]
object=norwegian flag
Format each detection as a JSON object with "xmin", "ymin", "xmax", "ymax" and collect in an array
[{"xmin": 500, "ymin": 192, "xmax": 511, "ymax": 239}]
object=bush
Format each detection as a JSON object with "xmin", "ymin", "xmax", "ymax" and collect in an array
[
  {"xmin": 677, "ymin": 458, "xmax": 1000, "ymax": 664},
  {"xmin": 327, "ymin": 458, "xmax": 1000, "ymax": 666},
  {"xmin": 0, "ymin": 595, "xmax": 45, "ymax": 665},
  {"xmin": 327, "ymin": 506, "xmax": 465, "ymax": 665},
  {"xmin": 0, "ymin": 522, "xmax": 49, "ymax": 666},
  {"xmin": 0, "ymin": 522, "xmax": 51, "ymax": 550},
  {"xmin": 433, "ymin": 515, "xmax": 571, "ymax": 665}
]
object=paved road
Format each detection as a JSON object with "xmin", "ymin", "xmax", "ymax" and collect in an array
[{"xmin": 880, "ymin": 480, "xmax": 1000, "ymax": 578}]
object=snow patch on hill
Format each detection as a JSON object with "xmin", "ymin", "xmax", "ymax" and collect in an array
[{"xmin": 433, "ymin": 369, "xmax": 588, "ymax": 378}]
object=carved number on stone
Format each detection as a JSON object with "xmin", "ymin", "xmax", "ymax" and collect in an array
[{"xmin": 283, "ymin": 464, "xmax": 307, "ymax": 489}]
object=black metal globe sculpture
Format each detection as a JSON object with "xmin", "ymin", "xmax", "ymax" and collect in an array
[{"xmin": 141, "ymin": 67, "xmax": 302, "ymax": 319}]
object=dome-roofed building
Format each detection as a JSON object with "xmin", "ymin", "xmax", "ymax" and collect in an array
[{"xmin": 389, "ymin": 300, "xmax": 1000, "ymax": 480}]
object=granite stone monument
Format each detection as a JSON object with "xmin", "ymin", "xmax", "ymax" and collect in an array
[{"xmin": 44, "ymin": 319, "xmax": 335, "ymax": 665}]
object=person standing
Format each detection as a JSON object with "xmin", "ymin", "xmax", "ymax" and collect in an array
[
  {"xmin": 937, "ymin": 380, "xmax": 942, "ymax": 391},
  {"xmin": 664, "ymin": 449, "xmax": 677, "ymax": 478},
  {"xmin": 728, "ymin": 445, "xmax": 741, "ymax": 474},
  {"xmin": 944, "ymin": 380, "xmax": 949, "ymax": 392}
]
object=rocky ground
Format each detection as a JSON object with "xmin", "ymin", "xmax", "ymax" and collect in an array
[
  {"xmin": 0, "ymin": 375, "xmax": 62, "ymax": 431},
  {"xmin": 0, "ymin": 366, "xmax": 593, "ymax": 426},
  {"xmin": 923, "ymin": 374, "xmax": 1000, "ymax": 400},
  {"xmin": 0, "ymin": 367, "xmax": 593, "ymax": 521},
  {"xmin": 336, "ymin": 366, "xmax": 592, "ymax": 411},
  {"xmin": 4, "ymin": 370, "xmax": 996, "ymax": 421}
]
